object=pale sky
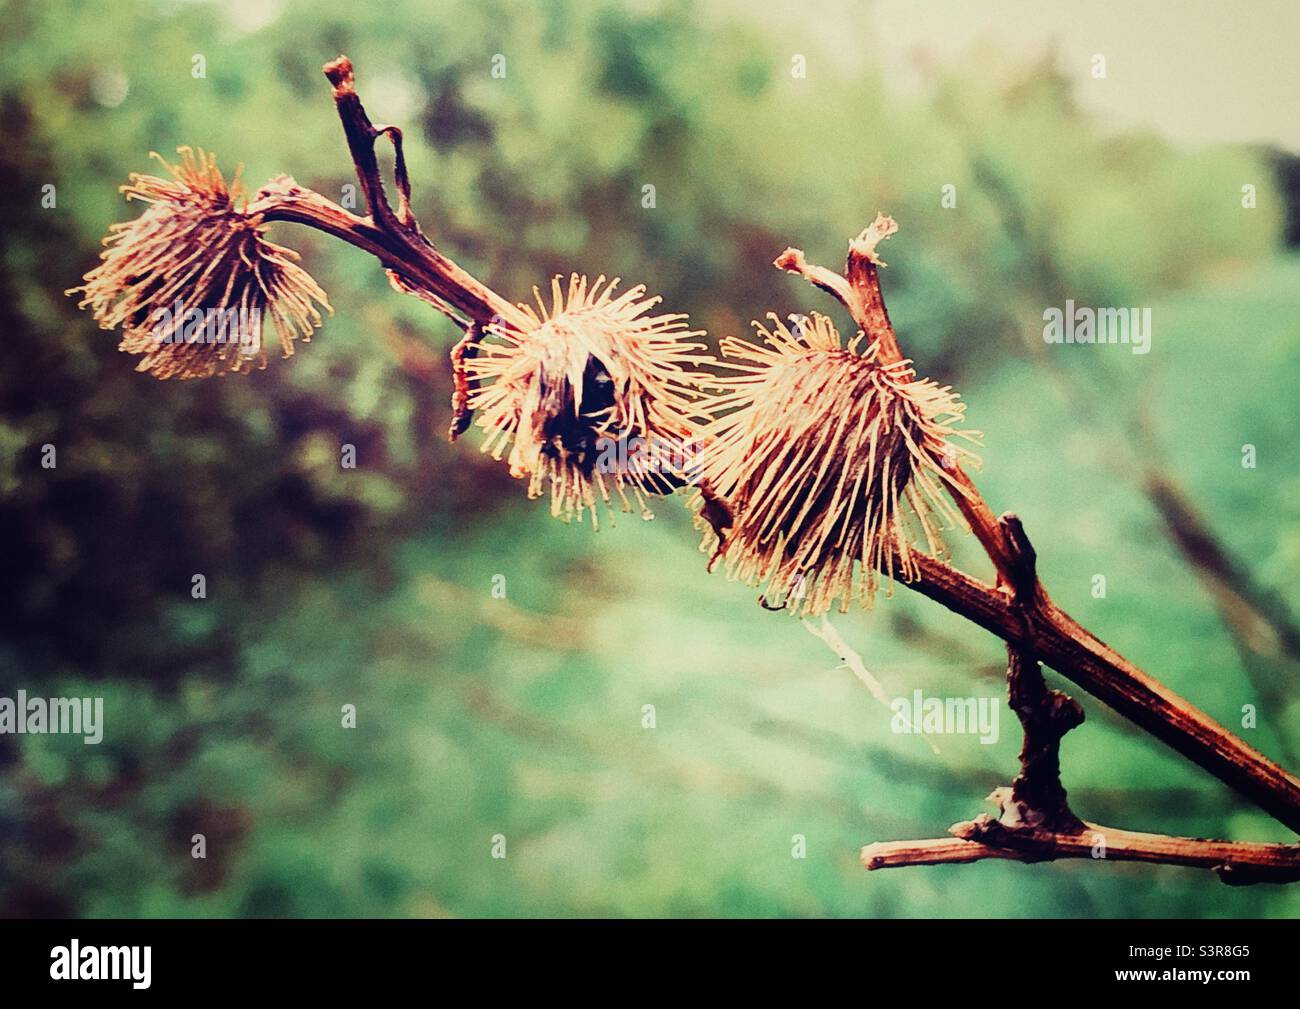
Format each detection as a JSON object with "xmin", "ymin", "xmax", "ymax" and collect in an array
[{"xmin": 743, "ymin": 0, "xmax": 1300, "ymax": 153}]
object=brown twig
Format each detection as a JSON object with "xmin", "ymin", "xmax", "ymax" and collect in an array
[
  {"xmin": 885, "ymin": 536, "xmax": 1300, "ymax": 837},
  {"xmin": 1004, "ymin": 646, "xmax": 1086, "ymax": 832},
  {"xmin": 242, "ymin": 58, "xmax": 523, "ymax": 441},
  {"xmin": 141, "ymin": 56, "xmax": 1299, "ymax": 881},
  {"xmin": 997, "ymin": 512, "xmax": 1086, "ymax": 832},
  {"xmin": 863, "ymin": 817, "xmax": 1300, "ymax": 884},
  {"xmin": 318, "ymin": 57, "xmax": 515, "ymax": 326},
  {"xmin": 775, "ymin": 218, "xmax": 1017, "ymax": 585},
  {"xmin": 775, "ymin": 215, "xmax": 905, "ymax": 366},
  {"xmin": 777, "ymin": 226, "xmax": 1300, "ymax": 879},
  {"xmin": 246, "ymin": 178, "xmax": 510, "ymax": 330},
  {"xmin": 864, "ymin": 524, "xmax": 1300, "ymax": 882}
]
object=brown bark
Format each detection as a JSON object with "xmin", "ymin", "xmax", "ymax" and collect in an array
[{"xmin": 207, "ymin": 56, "xmax": 1300, "ymax": 883}]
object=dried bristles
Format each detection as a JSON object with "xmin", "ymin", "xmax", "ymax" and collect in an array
[
  {"xmin": 68, "ymin": 147, "xmax": 332, "ymax": 379},
  {"xmin": 696, "ymin": 311, "xmax": 981, "ymax": 615},
  {"xmin": 466, "ymin": 273, "xmax": 714, "ymax": 527}
]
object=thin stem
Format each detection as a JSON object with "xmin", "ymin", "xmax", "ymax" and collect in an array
[
  {"xmin": 776, "ymin": 222, "xmax": 1017, "ymax": 584},
  {"xmin": 208, "ymin": 59, "xmax": 1300, "ymax": 874},
  {"xmin": 895, "ymin": 547, "xmax": 1300, "ymax": 834},
  {"xmin": 863, "ymin": 821, "xmax": 1300, "ymax": 885},
  {"xmin": 315, "ymin": 56, "xmax": 520, "ymax": 328},
  {"xmin": 779, "ymin": 225, "xmax": 1300, "ymax": 839}
]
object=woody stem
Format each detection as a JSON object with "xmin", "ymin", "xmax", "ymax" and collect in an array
[
  {"xmin": 885, "ymin": 526, "xmax": 1300, "ymax": 835},
  {"xmin": 778, "ymin": 222, "xmax": 1300, "ymax": 839}
]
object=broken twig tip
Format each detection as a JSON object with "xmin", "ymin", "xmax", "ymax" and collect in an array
[
  {"xmin": 849, "ymin": 213, "xmax": 899, "ymax": 267},
  {"xmin": 323, "ymin": 55, "xmax": 356, "ymax": 93},
  {"xmin": 773, "ymin": 247, "xmax": 804, "ymax": 274}
]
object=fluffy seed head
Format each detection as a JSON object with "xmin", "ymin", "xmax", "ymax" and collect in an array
[
  {"xmin": 68, "ymin": 147, "xmax": 331, "ymax": 379},
  {"xmin": 696, "ymin": 311, "xmax": 980, "ymax": 615},
  {"xmin": 466, "ymin": 274, "xmax": 712, "ymax": 526}
]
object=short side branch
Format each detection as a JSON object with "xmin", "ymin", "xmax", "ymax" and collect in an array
[
  {"xmin": 448, "ymin": 321, "xmax": 483, "ymax": 440},
  {"xmin": 1005, "ymin": 647, "xmax": 1085, "ymax": 832},
  {"xmin": 888, "ymin": 541, "xmax": 1300, "ymax": 833},
  {"xmin": 776, "ymin": 219, "xmax": 1017, "ymax": 584},
  {"xmin": 998, "ymin": 512, "xmax": 1086, "ymax": 832},
  {"xmin": 775, "ymin": 213, "xmax": 904, "ymax": 364},
  {"xmin": 319, "ymin": 56, "xmax": 515, "ymax": 329},
  {"xmin": 863, "ymin": 821, "xmax": 1300, "ymax": 886}
]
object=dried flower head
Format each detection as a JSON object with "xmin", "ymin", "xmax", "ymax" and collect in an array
[
  {"xmin": 466, "ymin": 274, "xmax": 712, "ymax": 526},
  {"xmin": 696, "ymin": 311, "xmax": 980, "ymax": 615},
  {"xmin": 68, "ymin": 147, "xmax": 331, "ymax": 379}
]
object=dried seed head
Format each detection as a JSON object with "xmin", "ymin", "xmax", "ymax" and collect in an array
[
  {"xmin": 466, "ymin": 274, "xmax": 712, "ymax": 526},
  {"xmin": 696, "ymin": 311, "xmax": 980, "ymax": 616},
  {"xmin": 68, "ymin": 147, "xmax": 331, "ymax": 379}
]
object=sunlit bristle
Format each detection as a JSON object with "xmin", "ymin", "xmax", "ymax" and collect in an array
[
  {"xmin": 67, "ymin": 147, "xmax": 332, "ymax": 380},
  {"xmin": 694, "ymin": 312, "xmax": 981, "ymax": 615},
  {"xmin": 465, "ymin": 274, "xmax": 714, "ymax": 527}
]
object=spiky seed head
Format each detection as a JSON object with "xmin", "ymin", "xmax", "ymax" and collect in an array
[
  {"xmin": 466, "ymin": 274, "xmax": 712, "ymax": 527},
  {"xmin": 696, "ymin": 311, "xmax": 980, "ymax": 615},
  {"xmin": 68, "ymin": 147, "xmax": 331, "ymax": 380}
]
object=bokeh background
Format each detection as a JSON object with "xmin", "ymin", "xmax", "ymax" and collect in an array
[{"xmin": 3, "ymin": 0, "xmax": 1299, "ymax": 917}]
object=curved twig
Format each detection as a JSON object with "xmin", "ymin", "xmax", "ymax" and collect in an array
[
  {"xmin": 777, "ymin": 232, "xmax": 1300, "ymax": 879},
  {"xmin": 863, "ymin": 818, "xmax": 1300, "ymax": 885},
  {"xmin": 108, "ymin": 54, "xmax": 1299, "ymax": 882}
]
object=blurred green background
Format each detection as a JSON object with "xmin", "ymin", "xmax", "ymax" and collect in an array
[{"xmin": 2, "ymin": 0, "xmax": 1299, "ymax": 918}]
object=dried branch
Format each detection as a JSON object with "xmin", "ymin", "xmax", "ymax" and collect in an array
[
  {"xmin": 883, "ymin": 527, "xmax": 1300, "ymax": 836},
  {"xmin": 857, "ymin": 527, "xmax": 1294, "ymax": 884},
  {"xmin": 318, "ymin": 57, "xmax": 515, "ymax": 329},
  {"xmin": 778, "ymin": 228, "xmax": 1300, "ymax": 880},
  {"xmin": 996, "ymin": 510, "xmax": 1085, "ymax": 832},
  {"xmin": 865, "ymin": 525, "xmax": 1300, "ymax": 882},
  {"xmin": 78, "ymin": 55, "xmax": 1299, "ymax": 885},
  {"xmin": 777, "ymin": 220, "xmax": 1017, "ymax": 585},
  {"xmin": 1004, "ymin": 645, "xmax": 1086, "ymax": 831},
  {"xmin": 862, "ymin": 816, "xmax": 1300, "ymax": 884},
  {"xmin": 875, "ymin": 519, "xmax": 1300, "ymax": 881},
  {"xmin": 775, "ymin": 214, "xmax": 904, "ymax": 365},
  {"xmin": 246, "ymin": 178, "xmax": 510, "ymax": 331},
  {"xmin": 241, "ymin": 58, "xmax": 521, "ymax": 438},
  {"xmin": 286, "ymin": 64, "xmax": 1300, "ymax": 870}
]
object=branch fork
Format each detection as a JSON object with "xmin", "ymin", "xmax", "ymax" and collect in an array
[
  {"xmin": 243, "ymin": 57, "xmax": 527, "ymax": 439},
  {"xmin": 777, "ymin": 225, "xmax": 1300, "ymax": 884},
  {"xmin": 301, "ymin": 60, "xmax": 1300, "ymax": 882},
  {"xmin": 116, "ymin": 56, "xmax": 1300, "ymax": 886}
]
